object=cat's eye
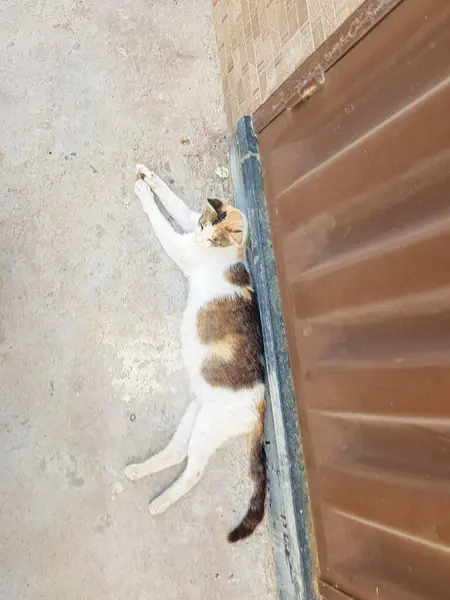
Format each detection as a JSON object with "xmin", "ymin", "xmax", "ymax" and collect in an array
[
  {"xmin": 199, "ymin": 222, "xmax": 204, "ymax": 231},
  {"xmin": 214, "ymin": 212, "xmax": 227, "ymax": 225}
]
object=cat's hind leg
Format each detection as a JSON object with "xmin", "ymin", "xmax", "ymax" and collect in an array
[
  {"xmin": 124, "ymin": 401, "xmax": 200, "ymax": 481},
  {"xmin": 148, "ymin": 402, "xmax": 257, "ymax": 515}
]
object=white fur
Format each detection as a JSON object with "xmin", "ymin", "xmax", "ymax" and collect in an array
[{"xmin": 125, "ymin": 165, "xmax": 264, "ymax": 515}]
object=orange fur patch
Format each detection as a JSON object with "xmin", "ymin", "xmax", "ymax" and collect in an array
[{"xmin": 211, "ymin": 333, "xmax": 236, "ymax": 361}]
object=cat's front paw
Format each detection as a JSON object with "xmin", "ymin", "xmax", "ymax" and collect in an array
[
  {"xmin": 136, "ymin": 164, "xmax": 157, "ymax": 188},
  {"xmin": 134, "ymin": 179, "xmax": 154, "ymax": 204},
  {"xmin": 124, "ymin": 463, "xmax": 145, "ymax": 481}
]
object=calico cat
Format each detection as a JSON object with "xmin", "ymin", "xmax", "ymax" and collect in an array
[{"xmin": 124, "ymin": 164, "xmax": 266, "ymax": 542}]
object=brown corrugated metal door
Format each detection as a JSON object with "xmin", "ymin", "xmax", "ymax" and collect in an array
[{"xmin": 257, "ymin": 2, "xmax": 450, "ymax": 599}]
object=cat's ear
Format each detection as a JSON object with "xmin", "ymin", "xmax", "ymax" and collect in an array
[
  {"xmin": 207, "ymin": 198, "xmax": 224, "ymax": 214},
  {"xmin": 227, "ymin": 228, "xmax": 244, "ymax": 246}
]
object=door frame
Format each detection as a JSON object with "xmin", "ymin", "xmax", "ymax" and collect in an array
[{"xmin": 253, "ymin": 0, "xmax": 403, "ymax": 135}]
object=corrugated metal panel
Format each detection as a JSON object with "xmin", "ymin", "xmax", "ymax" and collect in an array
[{"xmin": 258, "ymin": 2, "xmax": 450, "ymax": 599}]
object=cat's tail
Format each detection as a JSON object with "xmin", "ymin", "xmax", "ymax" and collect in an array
[{"xmin": 228, "ymin": 403, "xmax": 267, "ymax": 543}]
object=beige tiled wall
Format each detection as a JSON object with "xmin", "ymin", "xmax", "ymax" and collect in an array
[{"xmin": 212, "ymin": 0, "xmax": 364, "ymax": 126}]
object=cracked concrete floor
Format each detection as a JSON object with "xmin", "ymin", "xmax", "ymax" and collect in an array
[{"xmin": 0, "ymin": 1, "xmax": 277, "ymax": 598}]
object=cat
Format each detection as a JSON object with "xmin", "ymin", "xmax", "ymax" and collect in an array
[{"xmin": 124, "ymin": 164, "xmax": 266, "ymax": 542}]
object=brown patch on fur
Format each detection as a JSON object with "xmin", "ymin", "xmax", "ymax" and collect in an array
[
  {"xmin": 228, "ymin": 401, "xmax": 267, "ymax": 542},
  {"xmin": 206, "ymin": 198, "xmax": 224, "ymax": 213},
  {"xmin": 225, "ymin": 263, "xmax": 251, "ymax": 287},
  {"xmin": 225, "ymin": 263, "xmax": 253, "ymax": 300},
  {"xmin": 197, "ymin": 293, "xmax": 264, "ymax": 390}
]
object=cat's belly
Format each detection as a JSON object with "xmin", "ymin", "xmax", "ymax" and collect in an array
[{"xmin": 180, "ymin": 306, "xmax": 207, "ymax": 382}]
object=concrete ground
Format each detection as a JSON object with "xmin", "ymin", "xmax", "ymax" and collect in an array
[{"xmin": 0, "ymin": 1, "xmax": 277, "ymax": 598}]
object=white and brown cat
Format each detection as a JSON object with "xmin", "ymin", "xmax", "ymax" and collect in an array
[{"xmin": 124, "ymin": 165, "xmax": 266, "ymax": 542}]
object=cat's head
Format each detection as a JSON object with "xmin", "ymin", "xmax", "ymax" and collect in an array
[{"xmin": 195, "ymin": 199, "xmax": 247, "ymax": 250}]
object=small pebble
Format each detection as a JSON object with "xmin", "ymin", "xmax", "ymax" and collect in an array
[
  {"xmin": 215, "ymin": 166, "xmax": 229, "ymax": 179},
  {"xmin": 130, "ymin": 413, "xmax": 136, "ymax": 422}
]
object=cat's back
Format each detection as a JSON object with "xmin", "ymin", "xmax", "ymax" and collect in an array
[{"xmin": 181, "ymin": 262, "xmax": 264, "ymax": 393}]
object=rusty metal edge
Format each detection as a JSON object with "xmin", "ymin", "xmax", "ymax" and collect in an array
[
  {"xmin": 230, "ymin": 116, "xmax": 317, "ymax": 600},
  {"xmin": 253, "ymin": 0, "xmax": 404, "ymax": 134}
]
